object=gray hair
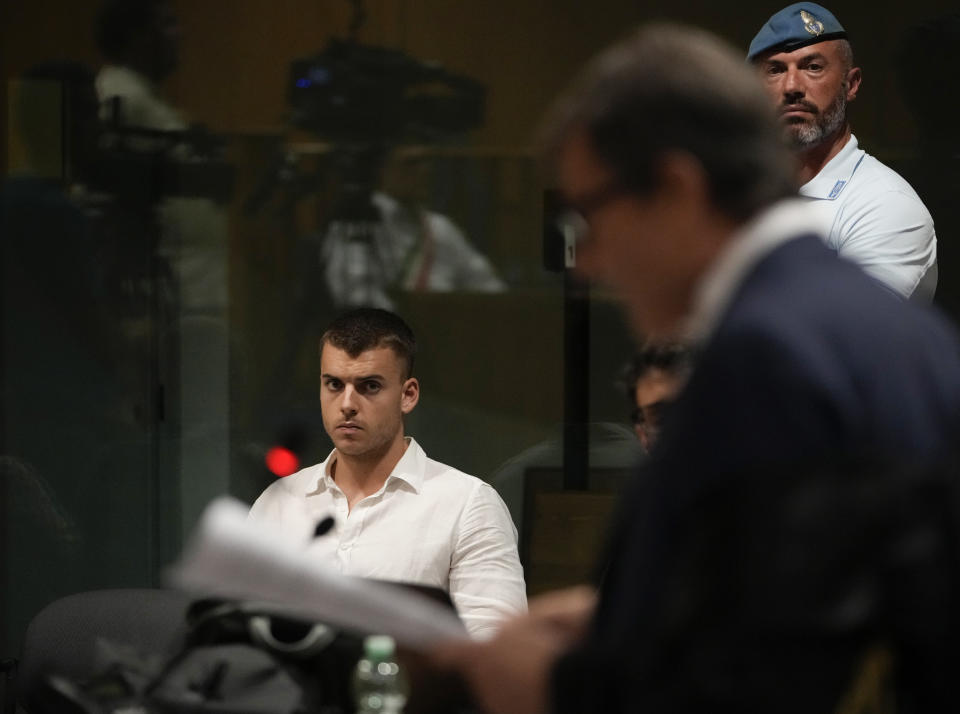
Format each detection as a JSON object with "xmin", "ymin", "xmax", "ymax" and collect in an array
[{"xmin": 835, "ymin": 38, "xmax": 855, "ymax": 73}]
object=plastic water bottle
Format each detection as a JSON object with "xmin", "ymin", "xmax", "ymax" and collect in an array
[{"xmin": 352, "ymin": 635, "xmax": 408, "ymax": 713}]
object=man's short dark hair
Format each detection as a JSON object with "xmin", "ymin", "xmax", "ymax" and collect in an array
[
  {"xmin": 622, "ymin": 341, "xmax": 693, "ymax": 403},
  {"xmin": 540, "ymin": 23, "xmax": 795, "ymax": 222},
  {"xmin": 321, "ymin": 308, "xmax": 416, "ymax": 379},
  {"xmin": 95, "ymin": 0, "xmax": 166, "ymax": 62}
]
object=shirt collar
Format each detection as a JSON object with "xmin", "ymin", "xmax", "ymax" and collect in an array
[
  {"xmin": 316, "ymin": 436, "xmax": 425, "ymax": 495},
  {"xmin": 683, "ymin": 199, "xmax": 827, "ymax": 343},
  {"xmin": 799, "ymin": 134, "xmax": 865, "ymax": 200}
]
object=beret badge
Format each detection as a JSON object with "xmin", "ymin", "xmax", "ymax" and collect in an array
[{"xmin": 800, "ymin": 9, "xmax": 825, "ymax": 36}]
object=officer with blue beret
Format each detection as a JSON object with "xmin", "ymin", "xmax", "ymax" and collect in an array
[{"xmin": 749, "ymin": 3, "xmax": 938, "ymax": 301}]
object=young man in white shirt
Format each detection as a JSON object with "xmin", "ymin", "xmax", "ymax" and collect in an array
[{"xmin": 248, "ymin": 308, "xmax": 526, "ymax": 638}]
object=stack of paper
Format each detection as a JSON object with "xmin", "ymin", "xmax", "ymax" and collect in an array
[{"xmin": 166, "ymin": 497, "xmax": 468, "ymax": 649}]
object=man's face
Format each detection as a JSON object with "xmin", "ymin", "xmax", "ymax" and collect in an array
[
  {"xmin": 380, "ymin": 149, "xmax": 432, "ymax": 206},
  {"xmin": 319, "ymin": 344, "xmax": 418, "ymax": 460},
  {"xmin": 556, "ymin": 130, "xmax": 700, "ymax": 337},
  {"xmin": 632, "ymin": 367, "xmax": 686, "ymax": 452},
  {"xmin": 756, "ymin": 40, "xmax": 860, "ymax": 149}
]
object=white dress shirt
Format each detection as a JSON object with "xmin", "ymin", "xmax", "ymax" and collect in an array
[
  {"xmin": 321, "ymin": 192, "xmax": 505, "ymax": 309},
  {"xmin": 248, "ymin": 437, "xmax": 527, "ymax": 638},
  {"xmin": 799, "ymin": 134, "xmax": 937, "ymax": 301}
]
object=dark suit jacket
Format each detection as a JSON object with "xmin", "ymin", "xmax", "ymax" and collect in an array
[{"xmin": 552, "ymin": 235, "xmax": 960, "ymax": 713}]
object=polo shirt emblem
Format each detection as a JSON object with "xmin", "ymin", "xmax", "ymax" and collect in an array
[{"xmin": 828, "ymin": 180, "xmax": 846, "ymax": 199}]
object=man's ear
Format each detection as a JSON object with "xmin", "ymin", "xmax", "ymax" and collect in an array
[
  {"xmin": 656, "ymin": 151, "xmax": 710, "ymax": 207},
  {"xmin": 846, "ymin": 66, "xmax": 862, "ymax": 102},
  {"xmin": 400, "ymin": 377, "xmax": 420, "ymax": 415}
]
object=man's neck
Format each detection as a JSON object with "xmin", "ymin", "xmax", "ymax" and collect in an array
[
  {"xmin": 331, "ymin": 435, "xmax": 409, "ymax": 511},
  {"xmin": 795, "ymin": 125, "xmax": 852, "ymax": 186}
]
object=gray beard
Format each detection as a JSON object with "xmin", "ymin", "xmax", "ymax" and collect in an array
[{"xmin": 787, "ymin": 91, "xmax": 847, "ymax": 149}]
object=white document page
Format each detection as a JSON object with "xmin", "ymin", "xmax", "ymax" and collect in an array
[{"xmin": 165, "ymin": 497, "xmax": 468, "ymax": 650}]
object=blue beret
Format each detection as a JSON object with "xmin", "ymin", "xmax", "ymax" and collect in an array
[{"xmin": 748, "ymin": 3, "xmax": 847, "ymax": 61}]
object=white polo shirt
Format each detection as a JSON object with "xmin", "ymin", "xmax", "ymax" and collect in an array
[
  {"xmin": 248, "ymin": 437, "xmax": 527, "ymax": 638},
  {"xmin": 800, "ymin": 134, "xmax": 937, "ymax": 300}
]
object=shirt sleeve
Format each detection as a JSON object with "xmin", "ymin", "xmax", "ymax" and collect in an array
[
  {"xmin": 448, "ymin": 481, "xmax": 527, "ymax": 638},
  {"xmin": 833, "ymin": 188, "xmax": 936, "ymax": 299}
]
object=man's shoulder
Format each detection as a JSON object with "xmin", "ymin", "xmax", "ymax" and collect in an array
[
  {"xmin": 807, "ymin": 136, "xmax": 928, "ymax": 212},
  {"xmin": 424, "ymin": 211, "xmax": 467, "ymax": 242},
  {"xmin": 679, "ymin": 243, "xmax": 960, "ymax": 464},
  {"xmin": 412, "ymin": 447, "xmax": 497, "ymax": 503},
  {"xmin": 849, "ymin": 150, "xmax": 930, "ymax": 209},
  {"xmin": 734, "ymin": 233, "xmax": 858, "ymax": 300},
  {"xmin": 725, "ymin": 235, "xmax": 948, "ymax": 344},
  {"xmin": 95, "ymin": 65, "xmax": 146, "ymax": 94},
  {"xmin": 421, "ymin": 452, "xmax": 484, "ymax": 487}
]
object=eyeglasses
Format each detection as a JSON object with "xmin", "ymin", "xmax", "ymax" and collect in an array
[{"xmin": 554, "ymin": 180, "xmax": 628, "ymax": 245}]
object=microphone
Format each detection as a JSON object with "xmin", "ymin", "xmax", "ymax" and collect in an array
[{"xmin": 313, "ymin": 516, "xmax": 335, "ymax": 539}]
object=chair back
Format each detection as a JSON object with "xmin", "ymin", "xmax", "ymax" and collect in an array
[{"xmin": 18, "ymin": 588, "xmax": 191, "ymax": 713}]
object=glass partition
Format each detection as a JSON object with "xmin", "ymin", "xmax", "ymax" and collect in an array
[{"xmin": 3, "ymin": 0, "xmax": 957, "ymax": 656}]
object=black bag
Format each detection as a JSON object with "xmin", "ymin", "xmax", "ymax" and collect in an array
[{"xmin": 155, "ymin": 598, "xmax": 363, "ymax": 714}]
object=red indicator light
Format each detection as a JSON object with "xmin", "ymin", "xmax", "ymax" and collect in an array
[{"xmin": 266, "ymin": 447, "xmax": 299, "ymax": 477}]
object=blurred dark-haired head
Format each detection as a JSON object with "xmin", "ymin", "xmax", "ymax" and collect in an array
[
  {"xmin": 95, "ymin": 0, "xmax": 180, "ymax": 82},
  {"xmin": 623, "ymin": 341, "xmax": 694, "ymax": 450}
]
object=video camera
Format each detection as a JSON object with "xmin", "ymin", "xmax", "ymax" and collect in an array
[{"xmin": 288, "ymin": 38, "xmax": 485, "ymax": 143}]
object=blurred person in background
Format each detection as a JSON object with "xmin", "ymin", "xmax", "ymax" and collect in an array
[
  {"xmin": 622, "ymin": 341, "xmax": 692, "ymax": 452},
  {"xmin": 321, "ymin": 146, "xmax": 506, "ymax": 309}
]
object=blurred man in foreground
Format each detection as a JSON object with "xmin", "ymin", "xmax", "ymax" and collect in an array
[{"xmin": 435, "ymin": 24, "xmax": 960, "ymax": 713}]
